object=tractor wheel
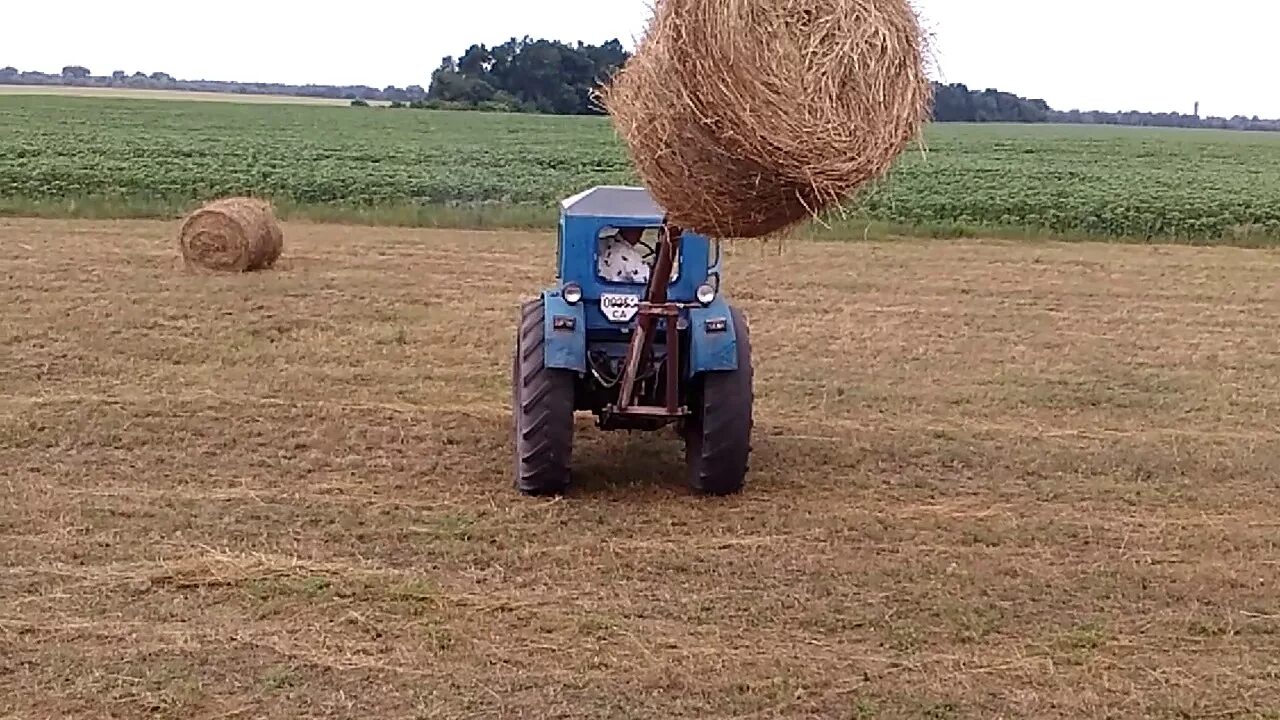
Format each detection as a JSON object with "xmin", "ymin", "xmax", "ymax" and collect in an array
[
  {"xmin": 511, "ymin": 297, "xmax": 576, "ymax": 496},
  {"xmin": 684, "ymin": 305, "xmax": 754, "ymax": 496}
]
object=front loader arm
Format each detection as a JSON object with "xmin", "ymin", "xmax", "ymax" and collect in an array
[{"xmin": 613, "ymin": 219, "xmax": 684, "ymax": 416}]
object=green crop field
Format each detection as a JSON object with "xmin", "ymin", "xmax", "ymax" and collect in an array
[{"xmin": 4, "ymin": 94, "xmax": 1280, "ymax": 242}]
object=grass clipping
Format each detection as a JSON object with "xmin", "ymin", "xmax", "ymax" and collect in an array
[
  {"xmin": 178, "ymin": 197, "xmax": 284, "ymax": 272},
  {"xmin": 601, "ymin": 0, "xmax": 933, "ymax": 239}
]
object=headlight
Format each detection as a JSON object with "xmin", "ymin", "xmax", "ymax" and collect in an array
[
  {"xmin": 695, "ymin": 283, "xmax": 716, "ymax": 305},
  {"xmin": 562, "ymin": 283, "xmax": 583, "ymax": 304}
]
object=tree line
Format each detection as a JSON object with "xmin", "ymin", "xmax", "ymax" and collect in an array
[
  {"xmin": 929, "ymin": 83, "xmax": 1280, "ymax": 132},
  {"xmin": 420, "ymin": 39, "xmax": 1280, "ymax": 131},
  {"xmin": 0, "ymin": 66, "xmax": 428, "ymax": 104},
  {"xmin": 7, "ymin": 38, "xmax": 1278, "ymax": 131}
]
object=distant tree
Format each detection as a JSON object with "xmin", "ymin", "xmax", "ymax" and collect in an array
[
  {"xmin": 457, "ymin": 44, "xmax": 493, "ymax": 76},
  {"xmin": 61, "ymin": 65, "xmax": 91, "ymax": 79},
  {"xmin": 428, "ymin": 57, "xmax": 498, "ymax": 105},
  {"xmin": 427, "ymin": 37, "xmax": 632, "ymax": 115}
]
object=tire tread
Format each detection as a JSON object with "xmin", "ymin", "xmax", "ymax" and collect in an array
[
  {"xmin": 687, "ymin": 305, "xmax": 754, "ymax": 496},
  {"xmin": 513, "ymin": 298, "xmax": 575, "ymax": 496}
]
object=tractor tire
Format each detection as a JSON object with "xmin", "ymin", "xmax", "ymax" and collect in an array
[
  {"xmin": 511, "ymin": 297, "xmax": 576, "ymax": 496},
  {"xmin": 684, "ymin": 304, "xmax": 754, "ymax": 496}
]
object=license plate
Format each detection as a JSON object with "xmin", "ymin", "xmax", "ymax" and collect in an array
[{"xmin": 599, "ymin": 293, "xmax": 640, "ymax": 323}]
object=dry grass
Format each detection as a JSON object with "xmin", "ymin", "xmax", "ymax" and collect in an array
[{"xmin": 3, "ymin": 217, "xmax": 1280, "ymax": 719}]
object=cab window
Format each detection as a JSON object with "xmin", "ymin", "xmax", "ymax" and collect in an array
[{"xmin": 595, "ymin": 226, "xmax": 680, "ymax": 285}]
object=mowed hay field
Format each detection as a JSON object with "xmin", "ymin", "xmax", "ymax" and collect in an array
[
  {"xmin": 4, "ymin": 95, "xmax": 1280, "ymax": 242},
  {"xmin": 3, "ymin": 217, "xmax": 1280, "ymax": 718}
]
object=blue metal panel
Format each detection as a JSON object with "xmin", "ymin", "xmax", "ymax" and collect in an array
[
  {"xmin": 688, "ymin": 299, "xmax": 739, "ymax": 375},
  {"xmin": 542, "ymin": 290, "xmax": 586, "ymax": 373}
]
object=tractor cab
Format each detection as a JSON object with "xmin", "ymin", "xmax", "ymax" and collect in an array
[
  {"xmin": 510, "ymin": 185, "xmax": 754, "ymax": 498},
  {"xmin": 553, "ymin": 185, "xmax": 722, "ymax": 330}
]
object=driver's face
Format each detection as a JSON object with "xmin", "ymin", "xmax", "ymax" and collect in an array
[{"xmin": 619, "ymin": 228, "xmax": 644, "ymax": 245}]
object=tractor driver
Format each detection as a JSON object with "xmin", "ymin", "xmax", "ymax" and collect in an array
[{"xmin": 596, "ymin": 226, "xmax": 653, "ymax": 285}]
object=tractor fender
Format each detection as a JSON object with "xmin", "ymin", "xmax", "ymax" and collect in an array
[
  {"xmin": 541, "ymin": 289, "xmax": 586, "ymax": 373},
  {"xmin": 688, "ymin": 298, "xmax": 741, "ymax": 376}
]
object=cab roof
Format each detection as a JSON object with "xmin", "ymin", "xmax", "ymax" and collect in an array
[{"xmin": 559, "ymin": 185, "xmax": 665, "ymax": 221}]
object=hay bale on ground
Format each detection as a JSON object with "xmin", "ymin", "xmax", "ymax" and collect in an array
[
  {"xmin": 178, "ymin": 197, "xmax": 284, "ymax": 272},
  {"xmin": 601, "ymin": 0, "xmax": 933, "ymax": 238}
]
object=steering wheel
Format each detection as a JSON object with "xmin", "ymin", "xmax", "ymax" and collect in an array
[{"xmin": 634, "ymin": 236, "xmax": 658, "ymax": 263}]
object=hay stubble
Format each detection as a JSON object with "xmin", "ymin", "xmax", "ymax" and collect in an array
[{"xmin": 2, "ymin": 218, "xmax": 1279, "ymax": 718}]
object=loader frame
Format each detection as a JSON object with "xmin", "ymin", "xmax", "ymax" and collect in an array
[{"xmin": 604, "ymin": 219, "xmax": 688, "ymax": 422}]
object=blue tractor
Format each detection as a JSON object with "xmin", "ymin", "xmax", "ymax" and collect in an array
[{"xmin": 512, "ymin": 185, "xmax": 754, "ymax": 496}]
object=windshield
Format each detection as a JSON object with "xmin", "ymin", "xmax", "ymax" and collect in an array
[{"xmin": 595, "ymin": 226, "xmax": 680, "ymax": 285}]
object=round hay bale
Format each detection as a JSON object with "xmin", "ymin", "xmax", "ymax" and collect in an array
[
  {"xmin": 178, "ymin": 197, "xmax": 284, "ymax": 272},
  {"xmin": 601, "ymin": 0, "xmax": 933, "ymax": 238}
]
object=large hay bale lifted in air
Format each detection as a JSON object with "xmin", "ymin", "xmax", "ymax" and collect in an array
[{"xmin": 601, "ymin": 0, "xmax": 933, "ymax": 238}]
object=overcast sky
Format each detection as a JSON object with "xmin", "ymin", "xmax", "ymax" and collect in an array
[{"xmin": 6, "ymin": 0, "xmax": 1276, "ymax": 118}]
